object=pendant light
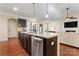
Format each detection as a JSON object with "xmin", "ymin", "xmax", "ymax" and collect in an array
[
  {"xmin": 65, "ymin": 8, "xmax": 77, "ymax": 20},
  {"xmin": 45, "ymin": 3, "xmax": 49, "ymax": 18},
  {"xmin": 65, "ymin": 8, "xmax": 70, "ymax": 20},
  {"xmin": 32, "ymin": 3, "xmax": 36, "ymax": 21}
]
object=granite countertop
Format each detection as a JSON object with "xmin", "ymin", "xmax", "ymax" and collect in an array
[
  {"xmin": 59, "ymin": 33, "xmax": 79, "ymax": 48},
  {"xmin": 20, "ymin": 31, "xmax": 60, "ymax": 39}
]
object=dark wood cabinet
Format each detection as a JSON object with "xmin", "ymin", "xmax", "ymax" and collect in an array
[
  {"xmin": 18, "ymin": 32, "xmax": 24, "ymax": 47},
  {"xmin": 46, "ymin": 37, "xmax": 57, "ymax": 56},
  {"xmin": 18, "ymin": 32, "xmax": 31, "ymax": 54},
  {"xmin": 18, "ymin": 32, "xmax": 57, "ymax": 56},
  {"xmin": 24, "ymin": 34, "xmax": 31, "ymax": 53},
  {"xmin": 43, "ymin": 37, "xmax": 57, "ymax": 56}
]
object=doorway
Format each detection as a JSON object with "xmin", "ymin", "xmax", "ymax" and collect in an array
[{"xmin": 8, "ymin": 18, "xmax": 18, "ymax": 38}]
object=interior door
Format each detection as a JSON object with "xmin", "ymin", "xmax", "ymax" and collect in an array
[{"xmin": 8, "ymin": 19, "xmax": 17, "ymax": 38}]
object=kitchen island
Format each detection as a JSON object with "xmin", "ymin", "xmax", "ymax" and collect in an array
[{"xmin": 18, "ymin": 31, "xmax": 59, "ymax": 56}]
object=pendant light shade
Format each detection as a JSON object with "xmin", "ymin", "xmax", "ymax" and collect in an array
[
  {"xmin": 66, "ymin": 17, "xmax": 70, "ymax": 20},
  {"xmin": 45, "ymin": 3, "xmax": 49, "ymax": 18},
  {"xmin": 65, "ymin": 8, "xmax": 77, "ymax": 20}
]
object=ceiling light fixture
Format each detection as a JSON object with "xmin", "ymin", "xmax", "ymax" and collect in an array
[
  {"xmin": 45, "ymin": 14, "xmax": 48, "ymax": 18},
  {"xmin": 65, "ymin": 8, "xmax": 77, "ymax": 20},
  {"xmin": 32, "ymin": 3, "xmax": 36, "ymax": 21},
  {"xmin": 13, "ymin": 7, "xmax": 18, "ymax": 11},
  {"xmin": 45, "ymin": 3, "xmax": 49, "ymax": 18},
  {"xmin": 65, "ymin": 8, "xmax": 70, "ymax": 20}
]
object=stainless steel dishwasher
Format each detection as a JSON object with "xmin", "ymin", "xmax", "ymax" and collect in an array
[{"xmin": 31, "ymin": 36, "xmax": 43, "ymax": 56}]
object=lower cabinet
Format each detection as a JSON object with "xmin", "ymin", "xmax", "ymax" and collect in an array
[
  {"xmin": 24, "ymin": 34, "xmax": 31, "ymax": 54},
  {"xmin": 18, "ymin": 32, "xmax": 31, "ymax": 54},
  {"xmin": 43, "ymin": 37, "xmax": 57, "ymax": 56},
  {"xmin": 18, "ymin": 32, "xmax": 57, "ymax": 56}
]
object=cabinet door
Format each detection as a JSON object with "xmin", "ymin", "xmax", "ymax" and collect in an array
[
  {"xmin": 19, "ymin": 33, "xmax": 24, "ymax": 48},
  {"xmin": 18, "ymin": 33, "xmax": 31, "ymax": 54},
  {"xmin": 18, "ymin": 32, "xmax": 22, "ymax": 45},
  {"xmin": 22, "ymin": 34, "xmax": 31, "ymax": 54},
  {"xmin": 18, "ymin": 32, "xmax": 20, "ymax": 40},
  {"xmin": 46, "ymin": 37, "xmax": 57, "ymax": 56},
  {"xmin": 23, "ymin": 34, "xmax": 27, "ymax": 49},
  {"xmin": 26, "ymin": 35, "xmax": 31, "ymax": 53}
]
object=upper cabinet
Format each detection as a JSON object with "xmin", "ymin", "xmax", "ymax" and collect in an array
[{"xmin": 18, "ymin": 18, "xmax": 26, "ymax": 27}]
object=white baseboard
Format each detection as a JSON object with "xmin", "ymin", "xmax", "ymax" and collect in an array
[{"xmin": 0, "ymin": 39, "xmax": 8, "ymax": 41}]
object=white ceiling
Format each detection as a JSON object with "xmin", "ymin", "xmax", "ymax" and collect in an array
[{"xmin": 0, "ymin": 3, "xmax": 79, "ymax": 20}]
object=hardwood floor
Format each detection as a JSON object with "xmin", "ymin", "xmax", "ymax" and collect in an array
[
  {"xmin": 0, "ymin": 37, "xmax": 29, "ymax": 56},
  {"xmin": 60, "ymin": 43, "xmax": 79, "ymax": 56},
  {"xmin": 1, "ymin": 37, "xmax": 79, "ymax": 56}
]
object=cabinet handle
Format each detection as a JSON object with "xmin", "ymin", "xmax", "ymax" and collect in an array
[{"xmin": 51, "ymin": 42, "xmax": 54, "ymax": 46}]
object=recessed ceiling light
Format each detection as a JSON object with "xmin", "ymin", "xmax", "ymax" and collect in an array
[
  {"xmin": 45, "ymin": 14, "xmax": 48, "ymax": 18},
  {"xmin": 13, "ymin": 7, "xmax": 18, "ymax": 11}
]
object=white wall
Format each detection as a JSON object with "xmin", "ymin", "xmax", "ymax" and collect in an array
[{"xmin": 0, "ymin": 15, "xmax": 8, "ymax": 41}]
